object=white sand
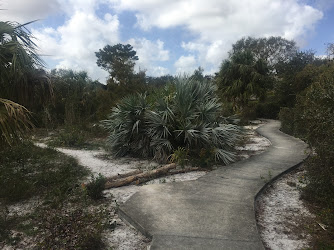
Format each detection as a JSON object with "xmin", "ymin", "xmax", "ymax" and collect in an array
[
  {"xmin": 31, "ymin": 120, "xmax": 304, "ymax": 250},
  {"xmin": 256, "ymin": 169, "xmax": 313, "ymax": 250}
]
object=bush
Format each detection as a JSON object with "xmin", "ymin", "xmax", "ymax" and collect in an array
[
  {"xmin": 85, "ymin": 174, "xmax": 106, "ymax": 200},
  {"xmin": 169, "ymin": 147, "xmax": 189, "ymax": 168},
  {"xmin": 300, "ymin": 71, "xmax": 334, "ymax": 207},
  {"xmin": 49, "ymin": 127, "xmax": 87, "ymax": 147},
  {"xmin": 255, "ymin": 102, "xmax": 280, "ymax": 119},
  {"xmin": 278, "ymin": 61, "xmax": 334, "ymax": 248},
  {"xmin": 279, "ymin": 107, "xmax": 295, "ymax": 135},
  {"xmin": 282, "ymin": 62, "xmax": 334, "ymax": 248},
  {"xmin": 102, "ymin": 77, "xmax": 241, "ymax": 164}
]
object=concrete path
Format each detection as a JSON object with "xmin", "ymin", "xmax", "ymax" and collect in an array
[{"xmin": 119, "ymin": 120, "xmax": 308, "ymax": 249}]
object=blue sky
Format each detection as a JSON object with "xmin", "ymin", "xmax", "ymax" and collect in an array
[{"xmin": 1, "ymin": 0, "xmax": 333, "ymax": 83}]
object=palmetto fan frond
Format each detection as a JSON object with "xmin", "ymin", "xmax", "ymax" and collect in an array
[
  {"xmin": 0, "ymin": 98, "xmax": 33, "ymax": 146},
  {"xmin": 102, "ymin": 77, "xmax": 241, "ymax": 164},
  {"xmin": 0, "ymin": 21, "xmax": 50, "ymax": 147}
]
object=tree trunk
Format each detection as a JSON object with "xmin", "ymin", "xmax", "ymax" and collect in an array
[
  {"xmin": 106, "ymin": 169, "xmax": 143, "ymax": 182},
  {"xmin": 104, "ymin": 164, "xmax": 208, "ymax": 189},
  {"xmin": 104, "ymin": 163, "xmax": 176, "ymax": 189}
]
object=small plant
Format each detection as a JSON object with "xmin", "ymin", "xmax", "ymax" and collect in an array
[
  {"xmin": 159, "ymin": 178, "xmax": 167, "ymax": 184},
  {"xmin": 85, "ymin": 174, "xmax": 106, "ymax": 200},
  {"xmin": 169, "ymin": 147, "xmax": 189, "ymax": 168}
]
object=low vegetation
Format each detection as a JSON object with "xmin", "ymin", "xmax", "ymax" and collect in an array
[
  {"xmin": 1, "ymin": 18, "xmax": 333, "ymax": 248},
  {"xmin": 279, "ymin": 60, "xmax": 334, "ymax": 248},
  {"xmin": 102, "ymin": 77, "xmax": 241, "ymax": 165},
  {"xmin": 0, "ymin": 142, "xmax": 111, "ymax": 249}
]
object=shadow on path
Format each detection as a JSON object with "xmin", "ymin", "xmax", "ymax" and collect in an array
[{"xmin": 119, "ymin": 120, "xmax": 308, "ymax": 249}]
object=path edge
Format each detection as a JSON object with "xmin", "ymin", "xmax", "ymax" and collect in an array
[
  {"xmin": 253, "ymin": 120, "xmax": 310, "ymax": 248},
  {"xmin": 117, "ymin": 120, "xmax": 310, "ymax": 247}
]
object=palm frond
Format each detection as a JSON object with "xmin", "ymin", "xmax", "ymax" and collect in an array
[
  {"xmin": 0, "ymin": 98, "xmax": 33, "ymax": 146},
  {"xmin": 102, "ymin": 76, "xmax": 242, "ymax": 164}
]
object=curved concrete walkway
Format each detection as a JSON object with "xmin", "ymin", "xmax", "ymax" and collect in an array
[{"xmin": 119, "ymin": 120, "xmax": 308, "ymax": 249}]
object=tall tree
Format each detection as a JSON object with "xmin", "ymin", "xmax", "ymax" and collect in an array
[
  {"xmin": 326, "ymin": 42, "xmax": 334, "ymax": 60},
  {"xmin": 95, "ymin": 43, "xmax": 138, "ymax": 85},
  {"xmin": 215, "ymin": 50, "xmax": 272, "ymax": 110},
  {"xmin": 275, "ymin": 50, "xmax": 325, "ymax": 107},
  {"xmin": 231, "ymin": 36, "xmax": 298, "ymax": 72}
]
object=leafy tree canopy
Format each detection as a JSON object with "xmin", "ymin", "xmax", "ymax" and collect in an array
[
  {"xmin": 215, "ymin": 50, "xmax": 272, "ymax": 110},
  {"xmin": 231, "ymin": 36, "xmax": 298, "ymax": 72},
  {"xmin": 95, "ymin": 43, "xmax": 138, "ymax": 85},
  {"xmin": 274, "ymin": 50, "xmax": 326, "ymax": 107}
]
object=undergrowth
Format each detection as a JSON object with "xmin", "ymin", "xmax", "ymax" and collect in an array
[
  {"xmin": 46, "ymin": 124, "xmax": 107, "ymax": 149},
  {"xmin": 0, "ymin": 141, "xmax": 110, "ymax": 249}
]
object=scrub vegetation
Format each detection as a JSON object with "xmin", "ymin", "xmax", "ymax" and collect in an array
[{"xmin": 0, "ymin": 19, "xmax": 333, "ymax": 248}]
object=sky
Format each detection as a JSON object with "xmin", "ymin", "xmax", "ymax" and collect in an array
[{"xmin": 1, "ymin": 0, "xmax": 334, "ymax": 83}]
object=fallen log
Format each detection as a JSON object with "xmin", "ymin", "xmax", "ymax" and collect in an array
[
  {"xmin": 168, "ymin": 167, "xmax": 207, "ymax": 175},
  {"xmin": 106, "ymin": 169, "xmax": 143, "ymax": 182},
  {"xmin": 104, "ymin": 163, "xmax": 177, "ymax": 189},
  {"xmin": 131, "ymin": 167, "xmax": 208, "ymax": 185}
]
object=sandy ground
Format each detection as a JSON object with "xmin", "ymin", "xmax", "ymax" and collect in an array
[
  {"xmin": 256, "ymin": 167, "xmax": 313, "ymax": 250},
  {"xmin": 33, "ymin": 121, "xmax": 271, "ymax": 249},
  {"xmin": 6, "ymin": 120, "xmax": 313, "ymax": 249}
]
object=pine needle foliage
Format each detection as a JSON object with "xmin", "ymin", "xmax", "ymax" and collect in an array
[{"xmin": 102, "ymin": 77, "xmax": 241, "ymax": 164}]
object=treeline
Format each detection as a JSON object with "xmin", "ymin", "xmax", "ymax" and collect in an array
[
  {"xmin": 215, "ymin": 38, "xmax": 334, "ymax": 246},
  {"xmin": 215, "ymin": 36, "xmax": 327, "ymax": 121}
]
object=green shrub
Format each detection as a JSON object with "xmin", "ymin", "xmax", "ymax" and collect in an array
[
  {"xmin": 279, "ymin": 107, "xmax": 295, "ymax": 135},
  {"xmin": 239, "ymin": 104, "xmax": 257, "ymax": 124},
  {"xmin": 300, "ymin": 70, "xmax": 334, "ymax": 207},
  {"xmin": 278, "ymin": 61, "xmax": 334, "ymax": 248},
  {"xmin": 255, "ymin": 102, "xmax": 280, "ymax": 119},
  {"xmin": 290, "ymin": 62, "xmax": 334, "ymax": 247},
  {"xmin": 85, "ymin": 174, "xmax": 106, "ymax": 200},
  {"xmin": 102, "ymin": 77, "xmax": 241, "ymax": 164},
  {"xmin": 169, "ymin": 147, "xmax": 189, "ymax": 168},
  {"xmin": 49, "ymin": 127, "xmax": 87, "ymax": 147}
]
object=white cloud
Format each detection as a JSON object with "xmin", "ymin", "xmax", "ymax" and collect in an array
[
  {"xmin": 174, "ymin": 55, "xmax": 197, "ymax": 74},
  {"xmin": 128, "ymin": 38, "xmax": 170, "ymax": 76},
  {"xmin": 182, "ymin": 40, "xmax": 228, "ymax": 72},
  {"xmin": 1, "ymin": 0, "xmax": 326, "ymax": 78},
  {"xmin": 0, "ymin": 0, "xmax": 110, "ymax": 22},
  {"xmin": 32, "ymin": 11, "xmax": 119, "ymax": 82},
  {"xmin": 110, "ymin": 0, "xmax": 322, "ymax": 42},
  {"xmin": 0, "ymin": 0, "xmax": 61, "ymax": 23},
  {"xmin": 149, "ymin": 66, "xmax": 170, "ymax": 77},
  {"xmin": 58, "ymin": 0, "xmax": 108, "ymax": 15},
  {"xmin": 110, "ymin": 0, "xmax": 323, "ymax": 74}
]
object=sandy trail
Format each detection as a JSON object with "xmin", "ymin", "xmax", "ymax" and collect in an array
[{"xmin": 35, "ymin": 120, "xmax": 309, "ymax": 250}]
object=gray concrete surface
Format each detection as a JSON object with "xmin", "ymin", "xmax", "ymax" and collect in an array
[{"xmin": 119, "ymin": 120, "xmax": 308, "ymax": 249}]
